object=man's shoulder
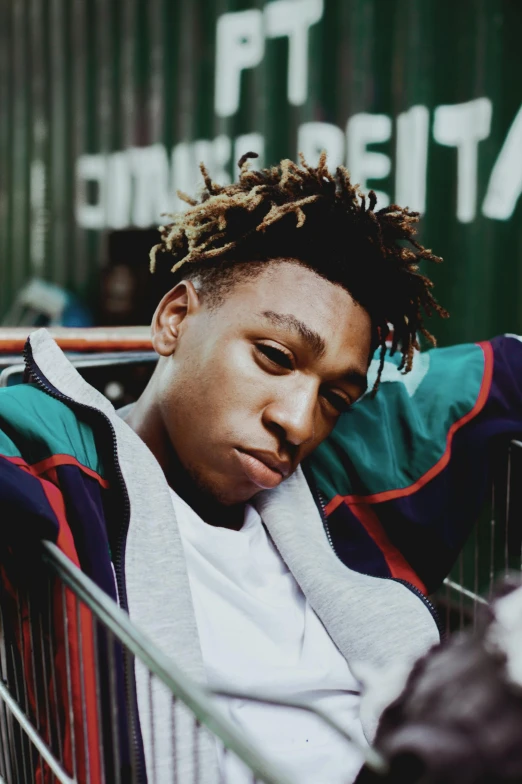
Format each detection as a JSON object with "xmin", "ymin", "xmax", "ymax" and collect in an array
[
  {"xmin": 0, "ymin": 383, "xmax": 103, "ymax": 476},
  {"xmin": 0, "ymin": 382, "xmax": 83, "ymax": 433},
  {"xmin": 308, "ymin": 340, "xmax": 489, "ymax": 502}
]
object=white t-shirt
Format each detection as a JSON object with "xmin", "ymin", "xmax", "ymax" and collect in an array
[{"xmin": 171, "ymin": 487, "xmax": 368, "ymax": 784}]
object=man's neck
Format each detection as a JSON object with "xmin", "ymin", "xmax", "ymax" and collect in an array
[{"xmin": 169, "ymin": 470, "xmax": 246, "ymax": 530}]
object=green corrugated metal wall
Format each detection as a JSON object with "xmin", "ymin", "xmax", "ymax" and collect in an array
[{"xmin": 1, "ymin": 0, "xmax": 522, "ymax": 344}]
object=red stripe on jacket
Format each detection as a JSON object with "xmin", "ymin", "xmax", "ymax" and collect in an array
[
  {"xmin": 4, "ymin": 453, "xmax": 109, "ymax": 488},
  {"xmin": 347, "ymin": 502, "xmax": 427, "ymax": 594},
  {"xmin": 36, "ymin": 475, "xmax": 103, "ymax": 784}
]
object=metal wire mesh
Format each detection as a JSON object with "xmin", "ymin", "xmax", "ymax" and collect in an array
[
  {"xmin": 0, "ymin": 541, "xmax": 383, "ymax": 784},
  {"xmin": 0, "ymin": 541, "xmax": 296, "ymax": 784},
  {"xmin": 435, "ymin": 439, "xmax": 522, "ymax": 635}
]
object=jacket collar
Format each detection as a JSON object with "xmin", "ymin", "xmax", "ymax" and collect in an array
[{"xmin": 27, "ymin": 329, "xmax": 217, "ymax": 780}]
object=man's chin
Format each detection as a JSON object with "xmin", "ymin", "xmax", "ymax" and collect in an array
[
  {"xmin": 183, "ymin": 465, "xmax": 257, "ymax": 507},
  {"xmin": 207, "ymin": 464, "xmax": 293, "ymax": 505},
  {"xmin": 204, "ymin": 482, "xmax": 261, "ymax": 508}
]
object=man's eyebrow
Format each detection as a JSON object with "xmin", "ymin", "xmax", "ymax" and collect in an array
[
  {"xmin": 258, "ymin": 310, "xmax": 368, "ymax": 393},
  {"xmin": 259, "ymin": 310, "xmax": 326, "ymax": 357}
]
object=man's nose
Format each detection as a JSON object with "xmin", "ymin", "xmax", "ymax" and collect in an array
[{"xmin": 263, "ymin": 386, "xmax": 316, "ymax": 447}]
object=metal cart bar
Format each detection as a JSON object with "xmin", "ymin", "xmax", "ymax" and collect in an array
[
  {"xmin": 0, "ymin": 539, "xmax": 385, "ymax": 783},
  {"xmin": 0, "ymin": 539, "xmax": 293, "ymax": 784}
]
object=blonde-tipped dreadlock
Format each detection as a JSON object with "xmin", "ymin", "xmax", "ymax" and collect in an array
[{"xmin": 150, "ymin": 151, "xmax": 448, "ymax": 393}]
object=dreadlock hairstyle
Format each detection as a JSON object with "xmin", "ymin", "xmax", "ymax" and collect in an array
[{"xmin": 150, "ymin": 151, "xmax": 448, "ymax": 393}]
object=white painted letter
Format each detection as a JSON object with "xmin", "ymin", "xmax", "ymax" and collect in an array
[
  {"xmin": 264, "ymin": 0, "xmax": 323, "ymax": 106},
  {"xmin": 346, "ymin": 113, "xmax": 392, "ymax": 208},
  {"xmin": 297, "ymin": 122, "xmax": 344, "ymax": 169},
  {"xmin": 433, "ymin": 97, "xmax": 492, "ymax": 223},
  {"xmin": 106, "ymin": 151, "xmax": 132, "ymax": 229},
  {"xmin": 130, "ymin": 144, "xmax": 172, "ymax": 227},
  {"xmin": 172, "ymin": 142, "xmax": 195, "ymax": 210},
  {"xmin": 215, "ymin": 10, "xmax": 264, "ymax": 118},
  {"xmin": 482, "ymin": 104, "xmax": 522, "ymax": 221},
  {"xmin": 76, "ymin": 154, "xmax": 107, "ymax": 229},
  {"xmin": 30, "ymin": 160, "xmax": 46, "ymax": 272},
  {"xmin": 395, "ymin": 105, "xmax": 429, "ymax": 213},
  {"xmin": 209, "ymin": 134, "xmax": 232, "ymax": 185}
]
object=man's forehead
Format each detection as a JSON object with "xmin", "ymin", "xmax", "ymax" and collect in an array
[{"xmin": 234, "ymin": 261, "xmax": 355, "ymax": 318}]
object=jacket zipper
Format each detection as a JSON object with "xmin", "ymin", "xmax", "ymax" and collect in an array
[
  {"xmin": 23, "ymin": 343, "xmax": 147, "ymax": 782},
  {"xmin": 316, "ymin": 488, "xmax": 444, "ymax": 639},
  {"xmin": 320, "ymin": 494, "xmax": 337, "ymax": 554}
]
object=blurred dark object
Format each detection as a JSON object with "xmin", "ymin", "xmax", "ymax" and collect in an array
[
  {"xmin": 1, "ymin": 279, "xmax": 93, "ymax": 327},
  {"xmin": 100, "ymin": 230, "xmax": 176, "ymax": 325},
  {"xmin": 360, "ymin": 578, "xmax": 522, "ymax": 784}
]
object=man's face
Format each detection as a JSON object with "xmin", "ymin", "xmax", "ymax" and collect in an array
[{"xmin": 152, "ymin": 261, "xmax": 371, "ymax": 505}]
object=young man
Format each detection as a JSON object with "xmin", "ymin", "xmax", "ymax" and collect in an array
[{"xmin": 2, "ymin": 153, "xmax": 522, "ymax": 783}]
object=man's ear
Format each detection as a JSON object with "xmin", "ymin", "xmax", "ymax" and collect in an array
[{"xmin": 151, "ymin": 280, "xmax": 200, "ymax": 357}]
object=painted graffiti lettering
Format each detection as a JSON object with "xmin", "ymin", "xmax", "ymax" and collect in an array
[
  {"xmin": 215, "ymin": 10, "xmax": 265, "ymax": 119},
  {"xmin": 346, "ymin": 113, "xmax": 392, "ymax": 208},
  {"xmin": 482, "ymin": 104, "xmax": 522, "ymax": 221},
  {"xmin": 395, "ymin": 106, "xmax": 429, "ymax": 215},
  {"xmin": 73, "ymin": 2, "xmax": 521, "ymax": 232},
  {"xmin": 75, "ymin": 99, "xmax": 522, "ymax": 230},
  {"xmin": 433, "ymin": 98, "xmax": 492, "ymax": 223},
  {"xmin": 264, "ymin": 0, "xmax": 323, "ymax": 107},
  {"xmin": 215, "ymin": 0, "xmax": 323, "ymax": 117},
  {"xmin": 76, "ymin": 135, "xmax": 260, "ymax": 231}
]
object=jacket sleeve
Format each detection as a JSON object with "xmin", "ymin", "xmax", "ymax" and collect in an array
[
  {"xmin": 308, "ymin": 335, "xmax": 522, "ymax": 593},
  {"xmin": 0, "ymin": 453, "xmax": 60, "ymax": 583}
]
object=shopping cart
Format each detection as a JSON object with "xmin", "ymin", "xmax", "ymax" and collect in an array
[{"xmin": 0, "ymin": 329, "xmax": 520, "ymax": 782}]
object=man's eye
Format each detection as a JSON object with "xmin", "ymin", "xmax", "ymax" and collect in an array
[
  {"xmin": 257, "ymin": 344, "xmax": 294, "ymax": 370},
  {"xmin": 322, "ymin": 389, "xmax": 352, "ymax": 414}
]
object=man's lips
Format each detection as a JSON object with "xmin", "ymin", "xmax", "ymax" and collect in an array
[{"xmin": 235, "ymin": 448, "xmax": 291, "ymax": 490}]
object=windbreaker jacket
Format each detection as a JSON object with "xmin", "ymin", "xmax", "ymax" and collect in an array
[{"xmin": 2, "ymin": 329, "xmax": 522, "ymax": 782}]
